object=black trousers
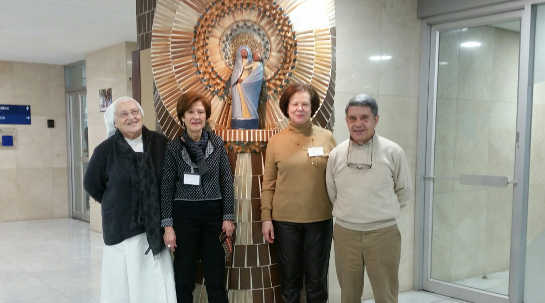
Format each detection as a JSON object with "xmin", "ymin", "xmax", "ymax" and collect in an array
[
  {"xmin": 273, "ymin": 219, "xmax": 333, "ymax": 303},
  {"xmin": 173, "ymin": 200, "xmax": 227, "ymax": 303}
]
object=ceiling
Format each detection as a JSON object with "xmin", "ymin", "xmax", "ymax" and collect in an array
[
  {"xmin": 491, "ymin": 20, "xmax": 521, "ymax": 32},
  {"xmin": 0, "ymin": 0, "xmax": 136, "ymax": 65}
]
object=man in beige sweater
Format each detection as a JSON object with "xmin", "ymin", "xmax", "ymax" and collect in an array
[{"xmin": 326, "ymin": 94, "xmax": 412, "ymax": 303}]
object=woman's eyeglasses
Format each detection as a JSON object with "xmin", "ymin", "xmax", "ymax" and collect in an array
[{"xmin": 116, "ymin": 109, "xmax": 141, "ymax": 119}]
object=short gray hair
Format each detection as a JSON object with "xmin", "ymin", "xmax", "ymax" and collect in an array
[{"xmin": 345, "ymin": 94, "xmax": 378, "ymax": 116}]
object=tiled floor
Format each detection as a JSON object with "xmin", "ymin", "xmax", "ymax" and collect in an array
[
  {"xmin": 361, "ymin": 291, "xmax": 469, "ymax": 303},
  {"xmin": 0, "ymin": 218, "xmax": 470, "ymax": 303},
  {"xmin": 0, "ymin": 219, "xmax": 102, "ymax": 303},
  {"xmin": 452, "ymin": 270, "xmax": 509, "ymax": 296}
]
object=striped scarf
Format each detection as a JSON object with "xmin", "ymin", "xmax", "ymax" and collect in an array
[{"xmin": 182, "ymin": 129, "xmax": 209, "ymax": 176}]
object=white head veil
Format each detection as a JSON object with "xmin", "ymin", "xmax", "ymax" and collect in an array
[
  {"xmin": 104, "ymin": 97, "xmax": 145, "ymax": 138},
  {"xmin": 230, "ymin": 46, "xmax": 253, "ymax": 88}
]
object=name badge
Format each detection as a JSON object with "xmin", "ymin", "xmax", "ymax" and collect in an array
[
  {"xmin": 184, "ymin": 173, "xmax": 200, "ymax": 185},
  {"xmin": 308, "ymin": 147, "xmax": 324, "ymax": 157}
]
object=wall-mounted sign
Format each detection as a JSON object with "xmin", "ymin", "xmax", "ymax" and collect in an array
[{"xmin": 0, "ymin": 104, "xmax": 31, "ymax": 125}]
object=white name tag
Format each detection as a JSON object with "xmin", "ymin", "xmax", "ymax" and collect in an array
[
  {"xmin": 308, "ymin": 147, "xmax": 324, "ymax": 157},
  {"xmin": 184, "ymin": 173, "xmax": 200, "ymax": 185}
]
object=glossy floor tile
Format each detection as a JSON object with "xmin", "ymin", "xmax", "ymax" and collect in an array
[
  {"xmin": 0, "ymin": 219, "xmax": 101, "ymax": 303},
  {"xmin": 452, "ymin": 270, "xmax": 509, "ymax": 295},
  {"xmin": 0, "ymin": 219, "xmax": 470, "ymax": 303},
  {"xmin": 361, "ymin": 290, "xmax": 469, "ymax": 303}
]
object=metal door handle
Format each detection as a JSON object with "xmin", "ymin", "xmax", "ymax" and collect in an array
[{"xmin": 425, "ymin": 174, "xmax": 516, "ymax": 187}]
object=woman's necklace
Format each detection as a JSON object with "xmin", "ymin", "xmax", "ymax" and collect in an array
[{"xmin": 289, "ymin": 128, "xmax": 318, "ymax": 169}]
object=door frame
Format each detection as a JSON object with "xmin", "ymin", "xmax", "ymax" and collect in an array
[
  {"xmin": 66, "ymin": 89, "xmax": 89, "ymax": 222},
  {"xmin": 414, "ymin": 3, "xmax": 537, "ymax": 303}
]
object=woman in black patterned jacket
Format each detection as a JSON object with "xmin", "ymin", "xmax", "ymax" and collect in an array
[{"xmin": 161, "ymin": 92, "xmax": 235, "ymax": 303}]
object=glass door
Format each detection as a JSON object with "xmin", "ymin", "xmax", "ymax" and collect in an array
[
  {"xmin": 68, "ymin": 90, "xmax": 90, "ymax": 222},
  {"xmin": 423, "ymin": 11, "xmax": 524, "ymax": 303}
]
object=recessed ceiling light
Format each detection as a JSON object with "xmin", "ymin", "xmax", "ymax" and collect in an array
[
  {"xmin": 461, "ymin": 41, "xmax": 481, "ymax": 48},
  {"xmin": 439, "ymin": 62, "xmax": 449, "ymax": 65},
  {"xmin": 369, "ymin": 55, "xmax": 392, "ymax": 61},
  {"xmin": 462, "ymin": 28, "xmax": 468, "ymax": 31}
]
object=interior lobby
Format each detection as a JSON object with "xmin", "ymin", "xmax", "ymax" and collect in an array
[{"xmin": 0, "ymin": 0, "xmax": 544, "ymax": 302}]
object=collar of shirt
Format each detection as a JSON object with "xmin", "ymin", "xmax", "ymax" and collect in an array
[
  {"xmin": 349, "ymin": 132, "xmax": 376, "ymax": 149},
  {"xmin": 125, "ymin": 134, "xmax": 143, "ymax": 152}
]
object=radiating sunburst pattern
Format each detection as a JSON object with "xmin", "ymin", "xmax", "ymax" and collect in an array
[
  {"xmin": 151, "ymin": 1, "xmax": 335, "ymax": 301},
  {"xmin": 151, "ymin": 0, "xmax": 336, "ymax": 139}
]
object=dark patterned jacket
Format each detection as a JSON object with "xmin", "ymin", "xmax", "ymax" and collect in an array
[
  {"xmin": 84, "ymin": 127, "xmax": 168, "ymax": 255},
  {"xmin": 161, "ymin": 131, "xmax": 235, "ymax": 226}
]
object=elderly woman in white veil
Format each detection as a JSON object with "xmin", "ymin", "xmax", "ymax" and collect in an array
[
  {"xmin": 230, "ymin": 45, "xmax": 264, "ymax": 129},
  {"xmin": 84, "ymin": 97, "xmax": 177, "ymax": 303}
]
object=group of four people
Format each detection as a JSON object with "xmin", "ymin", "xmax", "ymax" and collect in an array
[{"xmin": 84, "ymin": 83, "xmax": 412, "ymax": 303}]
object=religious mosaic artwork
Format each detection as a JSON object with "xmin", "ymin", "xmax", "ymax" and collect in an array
[
  {"xmin": 150, "ymin": 0, "xmax": 335, "ymax": 302},
  {"xmin": 151, "ymin": 0, "xmax": 336, "ymax": 139}
]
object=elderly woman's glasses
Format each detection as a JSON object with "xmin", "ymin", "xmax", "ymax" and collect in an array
[
  {"xmin": 347, "ymin": 138, "xmax": 373, "ymax": 170},
  {"xmin": 116, "ymin": 109, "xmax": 141, "ymax": 119}
]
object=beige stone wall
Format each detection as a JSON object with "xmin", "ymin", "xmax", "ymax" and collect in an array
[
  {"xmin": 0, "ymin": 61, "xmax": 68, "ymax": 222},
  {"xmin": 86, "ymin": 42, "xmax": 137, "ymax": 233},
  {"xmin": 330, "ymin": 0, "xmax": 421, "ymax": 300}
]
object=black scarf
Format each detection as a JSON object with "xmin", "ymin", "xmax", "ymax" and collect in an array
[
  {"xmin": 114, "ymin": 127, "xmax": 163, "ymax": 256},
  {"xmin": 182, "ymin": 129, "xmax": 209, "ymax": 176}
]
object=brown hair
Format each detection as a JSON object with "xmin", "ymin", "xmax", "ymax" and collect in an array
[
  {"xmin": 278, "ymin": 83, "xmax": 320, "ymax": 118},
  {"xmin": 176, "ymin": 92, "xmax": 211, "ymax": 126}
]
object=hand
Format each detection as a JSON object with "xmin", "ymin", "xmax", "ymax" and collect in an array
[
  {"xmin": 238, "ymin": 78, "xmax": 243, "ymax": 83},
  {"xmin": 262, "ymin": 220, "xmax": 274, "ymax": 243},
  {"xmin": 222, "ymin": 220, "xmax": 235, "ymax": 237},
  {"xmin": 164, "ymin": 226, "xmax": 176, "ymax": 252}
]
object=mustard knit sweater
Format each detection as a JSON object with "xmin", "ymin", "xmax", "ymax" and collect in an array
[{"xmin": 261, "ymin": 119, "xmax": 337, "ymax": 222}]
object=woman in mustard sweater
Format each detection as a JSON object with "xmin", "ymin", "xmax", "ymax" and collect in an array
[{"xmin": 261, "ymin": 83, "xmax": 336, "ymax": 303}]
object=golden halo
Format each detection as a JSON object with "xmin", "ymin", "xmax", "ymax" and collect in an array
[{"xmin": 152, "ymin": 0, "xmax": 336, "ymax": 139}]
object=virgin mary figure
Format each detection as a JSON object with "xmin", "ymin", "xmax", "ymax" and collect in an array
[{"xmin": 230, "ymin": 45, "xmax": 263, "ymax": 129}]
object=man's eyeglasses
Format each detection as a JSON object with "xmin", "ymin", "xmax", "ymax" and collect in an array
[
  {"xmin": 347, "ymin": 138, "xmax": 373, "ymax": 170},
  {"xmin": 116, "ymin": 109, "xmax": 141, "ymax": 119}
]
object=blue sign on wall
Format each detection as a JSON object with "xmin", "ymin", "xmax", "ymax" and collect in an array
[{"xmin": 0, "ymin": 104, "xmax": 31, "ymax": 125}]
